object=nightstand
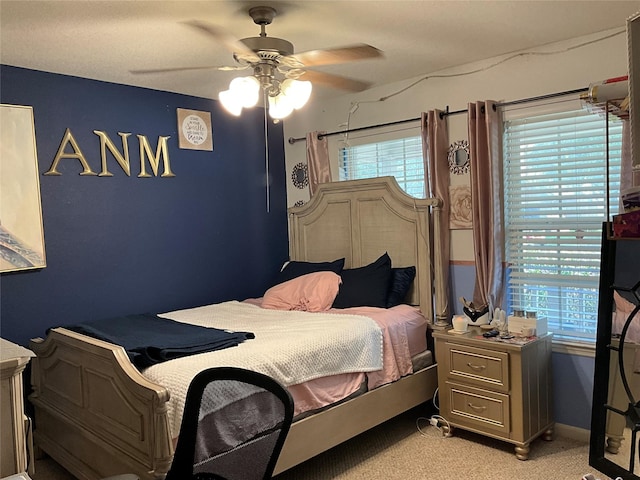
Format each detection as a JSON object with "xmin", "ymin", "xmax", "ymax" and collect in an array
[
  {"xmin": 0, "ymin": 339, "xmax": 35, "ymax": 477},
  {"xmin": 433, "ymin": 328, "xmax": 554, "ymax": 460}
]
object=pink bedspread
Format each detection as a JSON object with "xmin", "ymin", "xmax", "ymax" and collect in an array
[{"xmin": 284, "ymin": 303, "xmax": 429, "ymax": 416}]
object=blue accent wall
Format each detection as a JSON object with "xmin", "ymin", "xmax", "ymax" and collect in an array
[
  {"xmin": 553, "ymin": 351, "xmax": 595, "ymax": 430},
  {"xmin": 0, "ymin": 65, "xmax": 289, "ymax": 346}
]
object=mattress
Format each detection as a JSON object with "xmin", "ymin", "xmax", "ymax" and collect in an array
[{"xmin": 141, "ymin": 301, "xmax": 431, "ymax": 438}]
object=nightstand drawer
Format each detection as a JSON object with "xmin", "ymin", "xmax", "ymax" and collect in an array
[
  {"xmin": 443, "ymin": 342, "xmax": 510, "ymax": 392},
  {"xmin": 445, "ymin": 381, "xmax": 510, "ymax": 436}
]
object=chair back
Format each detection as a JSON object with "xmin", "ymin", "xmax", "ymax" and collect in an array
[{"xmin": 166, "ymin": 367, "xmax": 294, "ymax": 480}]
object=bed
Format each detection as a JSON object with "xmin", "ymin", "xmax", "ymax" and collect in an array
[{"xmin": 28, "ymin": 176, "xmax": 446, "ymax": 479}]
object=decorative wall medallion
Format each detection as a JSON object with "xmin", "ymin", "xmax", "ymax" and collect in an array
[
  {"xmin": 448, "ymin": 140, "xmax": 470, "ymax": 175},
  {"xmin": 291, "ymin": 162, "xmax": 309, "ymax": 189},
  {"xmin": 449, "ymin": 184, "xmax": 473, "ymax": 229},
  {"xmin": 177, "ymin": 108, "xmax": 213, "ymax": 151}
]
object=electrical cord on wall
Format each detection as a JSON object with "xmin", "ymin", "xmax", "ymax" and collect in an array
[
  {"xmin": 377, "ymin": 28, "xmax": 624, "ymax": 103},
  {"xmin": 340, "ymin": 28, "xmax": 626, "ymax": 133}
]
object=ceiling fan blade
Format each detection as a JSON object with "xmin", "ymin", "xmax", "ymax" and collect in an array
[
  {"xmin": 130, "ymin": 65, "xmax": 249, "ymax": 75},
  {"xmin": 182, "ymin": 20, "xmax": 260, "ymax": 63},
  {"xmin": 298, "ymin": 70, "xmax": 373, "ymax": 92},
  {"xmin": 283, "ymin": 44, "xmax": 382, "ymax": 68}
]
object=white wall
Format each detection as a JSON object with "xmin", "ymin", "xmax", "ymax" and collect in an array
[
  {"xmin": 282, "ymin": 27, "xmax": 628, "ymax": 262},
  {"xmin": 281, "ymin": 28, "xmax": 630, "ymax": 429}
]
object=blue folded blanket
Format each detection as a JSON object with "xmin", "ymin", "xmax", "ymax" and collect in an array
[{"xmin": 63, "ymin": 313, "xmax": 255, "ymax": 368}]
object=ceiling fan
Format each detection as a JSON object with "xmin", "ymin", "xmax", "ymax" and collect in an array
[{"xmin": 131, "ymin": 5, "xmax": 383, "ymax": 118}]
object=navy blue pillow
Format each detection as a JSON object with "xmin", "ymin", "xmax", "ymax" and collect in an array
[
  {"xmin": 332, "ymin": 253, "xmax": 392, "ymax": 308},
  {"xmin": 386, "ymin": 266, "xmax": 416, "ymax": 307},
  {"xmin": 275, "ymin": 258, "xmax": 345, "ymax": 286}
]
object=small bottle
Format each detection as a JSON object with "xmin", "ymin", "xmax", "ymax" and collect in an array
[{"xmin": 526, "ymin": 311, "xmax": 537, "ymax": 318}]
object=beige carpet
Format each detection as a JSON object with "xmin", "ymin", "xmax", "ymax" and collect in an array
[{"xmin": 33, "ymin": 406, "xmax": 616, "ymax": 480}]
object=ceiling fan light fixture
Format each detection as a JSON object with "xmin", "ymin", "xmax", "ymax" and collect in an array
[
  {"xmin": 219, "ymin": 75, "xmax": 261, "ymax": 116},
  {"xmin": 229, "ymin": 76, "xmax": 261, "ymax": 108},
  {"xmin": 219, "ymin": 89, "xmax": 243, "ymax": 116},
  {"xmin": 268, "ymin": 93, "xmax": 294, "ymax": 119},
  {"xmin": 280, "ymin": 79, "xmax": 312, "ymax": 110}
]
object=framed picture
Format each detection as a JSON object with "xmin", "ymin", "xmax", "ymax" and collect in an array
[
  {"xmin": 1, "ymin": 104, "xmax": 46, "ymax": 272},
  {"xmin": 449, "ymin": 184, "xmax": 473, "ymax": 229},
  {"xmin": 177, "ymin": 108, "xmax": 213, "ymax": 151}
]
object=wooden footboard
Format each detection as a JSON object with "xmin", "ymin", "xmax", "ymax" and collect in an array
[
  {"xmin": 29, "ymin": 328, "xmax": 437, "ymax": 479},
  {"xmin": 29, "ymin": 328, "xmax": 174, "ymax": 480}
]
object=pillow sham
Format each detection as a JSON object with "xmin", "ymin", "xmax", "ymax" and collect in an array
[
  {"xmin": 386, "ymin": 266, "xmax": 417, "ymax": 308},
  {"xmin": 332, "ymin": 252, "xmax": 392, "ymax": 309},
  {"xmin": 262, "ymin": 271, "xmax": 342, "ymax": 312},
  {"xmin": 274, "ymin": 257, "xmax": 345, "ymax": 286}
]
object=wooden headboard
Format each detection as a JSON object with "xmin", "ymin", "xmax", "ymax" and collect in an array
[{"xmin": 288, "ymin": 176, "xmax": 444, "ymax": 325}]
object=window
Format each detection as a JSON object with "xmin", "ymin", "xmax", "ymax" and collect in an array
[
  {"xmin": 338, "ymin": 136, "xmax": 425, "ymax": 198},
  {"xmin": 503, "ymin": 107, "xmax": 623, "ymax": 343}
]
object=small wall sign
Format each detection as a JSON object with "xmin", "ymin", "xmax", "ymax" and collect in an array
[{"xmin": 177, "ymin": 108, "xmax": 213, "ymax": 151}]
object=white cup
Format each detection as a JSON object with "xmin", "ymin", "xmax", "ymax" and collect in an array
[{"xmin": 452, "ymin": 315, "xmax": 468, "ymax": 333}]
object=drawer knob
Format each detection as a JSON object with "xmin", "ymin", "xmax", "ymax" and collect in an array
[
  {"xmin": 467, "ymin": 362, "xmax": 486, "ymax": 371},
  {"xmin": 468, "ymin": 403, "xmax": 487, "ymax": 412}
]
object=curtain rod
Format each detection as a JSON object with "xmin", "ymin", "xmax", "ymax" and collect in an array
[{"xmin": 287, "ymin": 87, "xmax": 589, "ymax": 144}]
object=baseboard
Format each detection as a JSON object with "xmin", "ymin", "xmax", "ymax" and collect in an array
[{"xmin": 555, "ymin": 422, "xmax": 591, "ymax": 443}]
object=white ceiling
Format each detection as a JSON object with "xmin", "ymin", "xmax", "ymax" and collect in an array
[{"xmin": 1, "ymin": 0, "xmax": 640, "ymax": 101}]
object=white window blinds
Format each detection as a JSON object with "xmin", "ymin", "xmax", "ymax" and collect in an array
[
  {"xmin": 503, "ymin": 107, "xmax": 623, "ymax": 343},
  {"xmin": 338, "ymin": 136, "xmax": 425, "ymax": 198}
]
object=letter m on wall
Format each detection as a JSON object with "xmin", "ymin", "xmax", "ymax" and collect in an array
[{"xmin": 138, "ymin": 135, "xmax": 175, "ymax": 178}]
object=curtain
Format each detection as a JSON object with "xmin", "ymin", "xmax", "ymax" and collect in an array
[
  {"xmin": 421, "ymin": 111, "xmax": 450, "ymax": 325},
  {"xmin": 306, "ymin": 131, "xmax": 331, "ymax": 196},
  {"xmin": 468, "ymin": 101, "xmax": 504, "ymax": 312}
]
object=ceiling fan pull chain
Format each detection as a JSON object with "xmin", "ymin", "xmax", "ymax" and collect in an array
[{"xmin": 263, "ymin": 89, "xmax": 270, "ymax": 213}]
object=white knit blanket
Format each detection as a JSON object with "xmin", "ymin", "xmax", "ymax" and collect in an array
[{"xmin": 142, "ymin": 301, "xmax": 383, "ymax": 435}]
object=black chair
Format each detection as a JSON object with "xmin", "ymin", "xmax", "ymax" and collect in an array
[{"xmin": 104, "ymin": 366, "xmax": 294, "ymax": 480}]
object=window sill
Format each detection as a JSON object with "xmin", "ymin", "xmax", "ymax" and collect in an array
[{"xmin": 552, "ymin": 340, "xmax": 596, "ymax": 358}]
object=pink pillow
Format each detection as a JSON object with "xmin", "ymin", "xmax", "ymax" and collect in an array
[{"xmin": 262, "ymin": 271, "xmax": 342, "ymax": 312}]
